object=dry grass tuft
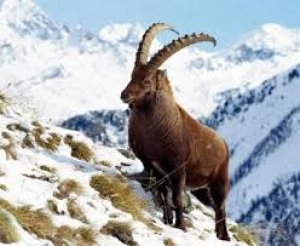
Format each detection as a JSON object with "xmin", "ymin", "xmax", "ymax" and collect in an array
[
  {"xmin": 95, "ymin": 160, "xmax": 112, "ymax": 167},
  {"xmin": 54, "ymin": 226, "xmax": 96, "ymax": 246},
  {"xmin": 0, "ymin": 93, "xmax": 8, "ymax": 114},
  {"xmin": 164, "ymin": 238, "xmax": 175, "ymax": 246},
  {"xmin": 40, "ymin": 165, "xmax": 56, "ymax": 173},
  {"xmin": 100, "ymin": 220, "xmax": 136, "ymax": 246},
  {"xmin": 0, "ymin": 198, "xmax": 96, "ymax": 245},
  {"xmin": 55, "ymin": 225, "xmax": 73, "ymax": 242},
  {"xmin": 21, "ymin": 133, "xmax": 35, "ymax": 149},
  {"xmin": 0, "ymin": 208, "xmax": 20, "ymax": 243},
  {"xmin": 90, "ymin": 175, "xmax": 146, "ymax": 222},
  {"xmin": 16, "ymin": 207, "xmax": 54, "ymax": 239},
  {"xmin": 64, "ymin": 135, "xmax": 93, "ymax": 162},
  {"xmin": 75, "ymin": 227, "xmax": 97, "ymax": 246},
  {"xmin": 0, "ymin": 199, "xmax": 55, "ymax": 240},
  {"xmin": 57, "ymin": 179, "xmax": 83, "ymax": 199},
  {"xmin": 33, "ymin": 127, "xmax": 61, "ymax": 151},
  {"xmin": 6, "ymin": 123, "xmax": 29, "ymax": 133},
  {"xmin": 47, "ymin": 200, "xmax": 59, "ymax": 215},
  {"xmin": 230, "ymin": 224, "xmax": 258, "ymax": 246},
  {"xmin": 31, "ymin": 121, "xmax": 43, "ymax": 128},
  {"xmin": 0, "ymin": 184, "xmax": 7, "ymax": 191},
  {"xmin": 1, "ymin": 132, "xmax": 17, "ymax": 160},
  {"xmin": 67, "ymin": 199, "xmax": 87, "ymax": 223}
]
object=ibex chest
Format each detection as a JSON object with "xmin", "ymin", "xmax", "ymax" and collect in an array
[{"xmin": 129, "ymin": 113, "xmax": 183, "ymax": 162}]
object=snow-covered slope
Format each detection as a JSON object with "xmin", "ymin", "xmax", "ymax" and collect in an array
[{"xmin": 0, "ymin": 111, "xmax": 256, "ymax": 245}]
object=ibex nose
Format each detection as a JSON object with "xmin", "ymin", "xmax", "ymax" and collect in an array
[
  {"xmin": 121, "ymin": 90, "xmax": 134, "ymax": 104},
  {"xmin": 121, "ymin": 90, "xmax": 129, "ymax": 101}
]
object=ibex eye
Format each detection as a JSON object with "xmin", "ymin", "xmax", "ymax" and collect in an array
[{"xmin": 142, "ymin": 80, "xmax": 151, "ymax": 86}]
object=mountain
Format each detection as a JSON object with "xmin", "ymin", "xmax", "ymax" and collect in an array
[
  {"xmin": 0, "ymin": 0, "xmax": 300, "ymax": 245},
  {"xmin": 1, "ymin": 0, "xmax": 300, "ymax": 123},
  {"xmin": 204, "ymin": 63, "xmax": 300, "ymax": 245}
]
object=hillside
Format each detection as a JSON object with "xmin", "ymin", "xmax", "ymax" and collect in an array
[{"xmin": 0, "ymin": 110, "xmax": 256, "ymax": 245}]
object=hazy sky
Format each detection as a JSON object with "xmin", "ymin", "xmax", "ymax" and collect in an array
[{"xmin": 36, "ymin": 0, "xmax": 300, "ymax": 48}]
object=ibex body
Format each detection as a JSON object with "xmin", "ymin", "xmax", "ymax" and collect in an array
[{"xmin": 121, "ymin": 23, "xmax": 230, "ymax": 241}]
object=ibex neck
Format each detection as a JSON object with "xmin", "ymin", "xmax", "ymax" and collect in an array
[
  {"xmin": 133, "ymin": 92, "xmax": 180, "ymax": 134},
  {"xmin": 134, "ymin": 91, "xmax": 176, "ymax": 116}
]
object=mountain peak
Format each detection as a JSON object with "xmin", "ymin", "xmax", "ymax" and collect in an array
[
  {"xmin": 222, "ymin": 23, "xmax": 300, "ymax": 64},
  {"xmin": 261, "ymin": 23, "xmax": 287, "ymax": 33},
  {"xmin": 0, "ymin": 0, "xmax": 61, "ymax": 39},
  {"xmin": 0, "ymin": 0, "xmax": 39, "ymax": 19},
  {"xmin": 98, "ymin": 23, "xmax": 144, "ymax": 45},
  {"xmin": 238, "ymin": 23, "xmax": 300, "ymax": 52}
]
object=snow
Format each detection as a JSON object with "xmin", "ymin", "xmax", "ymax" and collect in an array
[
  {"xmin": 229, "ymin": 125, "xmax": 300, "ymax": 218},
  {"xmin": 0, "ymin": 113, "xmax": 250, "ymax": 245}
]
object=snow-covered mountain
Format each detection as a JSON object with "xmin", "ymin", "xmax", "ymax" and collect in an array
[
  {"xmin": 0, "ymin": 0, "xmax": 300, "ymax": 245},
  {"xmin": 202, "ymin": 63, "xmax": 300, "ymax": 245},
  {"xmin": 1, "ymin": 0, "xmax": 300, "ymax": 122}
]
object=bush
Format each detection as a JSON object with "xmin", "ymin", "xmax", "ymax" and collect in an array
[
  {"xmin": 0, "ymin": 93, "xmax": 8, "ymax": 114},
  {"xmin": 230, "ymin": 224, "xmax": 258, "ymax": 246},
  {"xmin": 40, "ymin": 165, "xmax": 56, "ymax": 173},
  {"xmin": 100, "ymin": 220, "xmax": 136, "ymax": 246},
  {"xmin": 164, "ymin": 238, "xmax": 175, "ymax": 246},
  {"xmin": 0, "ymin": 208, "xmax": 20, "ymax": 243},
  {"xmin": 47, "ymin": 200, "xmax": 59, "ymax": 215},
  {"xmin": 90, "ymin": 175, "xmax": 146, "ymax": 221},
  {"xmin": 0, "ymin": 199, "xmax": 54, "ymax": 240},
  {"xmin": 1, "ymin": 132, "xmax": 17, "ymax": 160},
  {"xmin": 0, "ymin": 198, "xmax": 96, "ymax": 245},
  {"xmin": 75, "ymin": 227, "xmax": 96, "ymax": 246},
  {"xmin": 67, "ymin": 199, "xmax": 87, "ymax": 223},
  {"xmin": 57, "ymin": 179, "xmax": 83, "ymax": 199},
  {"xmin": 33, "ymin": 127, "xmax": 61, "ymax": 151},
  {"xmin": 0, "ymin": 184, "xmax": 7, "ymax": 191},
  {"xmin": 64, "ymin": 135, "xmax": 93, "ymax": 161},
  {"xmin": 6, "ymin": 123, "xmax": 29, "ymax": 133}
]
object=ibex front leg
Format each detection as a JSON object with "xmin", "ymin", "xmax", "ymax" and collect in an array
[{"xmin": 171, "ymin": 170, "xmax": 186, "ymax": 230}]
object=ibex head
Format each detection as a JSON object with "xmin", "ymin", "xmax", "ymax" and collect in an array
[{"xmin": 121, "ymin": 22, "xmax": 216, "ymax": 108}]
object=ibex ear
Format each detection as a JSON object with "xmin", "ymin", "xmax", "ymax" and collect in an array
[
  {"xmin": 161, "ymin": 69, "xmax": 167, "ymax": 78},
  {"xmin": 157, "ymin": 69, "xmax": 167, "ymax": 81},
  {"xmin": 156, "ymin": 69, "xmax": 167, "ymax": 90}
]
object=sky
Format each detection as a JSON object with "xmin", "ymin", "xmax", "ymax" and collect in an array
[{"xmin": 36, "ymin": 0, "xmax": 300, "ymax": 49}]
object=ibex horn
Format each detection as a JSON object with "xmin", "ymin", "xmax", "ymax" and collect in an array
[
  {"xmin": 135, "ymin": 22, "xmax": 179, "ymax": 65},
  {"xmin": 148, "ymin": 33, "xmax": 216, "ymax": 69}
]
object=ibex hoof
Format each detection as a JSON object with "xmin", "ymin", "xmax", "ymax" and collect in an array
[
  {"xmin": 175, "ymin": 222, "xmax": 186, "ymax": 232},
  {"xmin": 217, "ymin": 233, "xmax": 230, "ymax": 241}
]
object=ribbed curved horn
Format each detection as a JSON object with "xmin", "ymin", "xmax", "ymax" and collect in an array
[
  {"xmin": 135, "ymin": 23, "xmax": 179, "ymax": 65},
  {"xmin": 147, "ymin": 33, "xmax": 216, "ymax": 69}
]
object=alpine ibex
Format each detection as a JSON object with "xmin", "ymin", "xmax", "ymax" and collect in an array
[{"xmin": 121, "ymin": 23, "xmax": 230, "ymax": 241}]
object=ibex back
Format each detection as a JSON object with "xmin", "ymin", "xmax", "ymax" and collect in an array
[{"xmin": 121, "ymin": 23, "xmax": 230, "ymax": 241}]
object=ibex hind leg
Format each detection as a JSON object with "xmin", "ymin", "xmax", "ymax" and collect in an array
[
  {"xmin": 209, "ymin": 178, "xmax": 230, "ymax": 241},
  {"xmin": 171, "ymin": 172, "xmax": 186, "ymax": 230}
]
